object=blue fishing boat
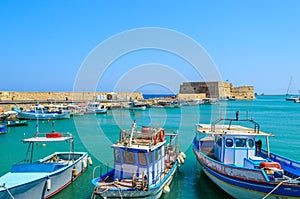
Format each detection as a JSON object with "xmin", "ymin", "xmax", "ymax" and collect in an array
[
  {"xmin": 0, "ymin": 124, "xmax": 6, "ymax": 134},
  {"xmin": 192, "ymin": 112, "xmax": 300, "ymax": 199},
  {"xmin": 91, "ymin": 121, "xmax": 185, "ymax": 199},
  {"xmin": 0, "ymin": 127, "xmax": 91, "ymax": 199},
  {"xmin": 14, "ymin": 105, "xmax": 70, "ymax": 120}
]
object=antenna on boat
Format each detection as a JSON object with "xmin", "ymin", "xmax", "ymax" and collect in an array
[{"xmin": 129, "ymin": 120, "xmax": 136, "ymax": 146}]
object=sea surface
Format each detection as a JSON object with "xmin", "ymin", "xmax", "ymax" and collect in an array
[{"xmin": 1, "ymin": 95, "xmax": 300, "ymax": 199}]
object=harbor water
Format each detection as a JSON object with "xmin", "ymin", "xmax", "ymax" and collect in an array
[{"xmin": 1, "ymin": 95, "xmax": 300, "ymax": 199}]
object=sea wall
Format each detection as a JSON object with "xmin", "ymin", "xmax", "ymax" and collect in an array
[{"xmin": 0, "ymin": 91, "xmax": 143, "ymax": 111}]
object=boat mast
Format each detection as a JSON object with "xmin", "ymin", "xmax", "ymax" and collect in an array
[
  {"xmin": 129, "ymin": 120, "xmax": 136, "ymax": 146},
  {"xmin": 266, "ymin": 135, "xmax": 270, "ymax": 158},
  {"xmin": 286, "ymin": 76, "xmax": 293, "ymax": 96}
]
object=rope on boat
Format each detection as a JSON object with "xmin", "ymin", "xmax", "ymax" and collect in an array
[
  {"xmin": 113, "ymin": 181, "xmax": 123, "ymax": 199},
  {"xmin": 262, "ymin": 176, "xmax": 300, "ymax": 199},
  {"xmin": 0, "ymin": 184, "xmax": 15, "ymax": 199}
]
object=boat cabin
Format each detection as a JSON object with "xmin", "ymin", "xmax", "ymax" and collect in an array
[
  {"xmin": 112, "ymin": 125, "xmax": 168, "ymax": 186},
  {"xmin": 213, "ymin": 134, "xmax": 256, "ymax": 166},
  {"xmin": 196, "ymin": 117, "xmax": 273, "ymax": 168}
]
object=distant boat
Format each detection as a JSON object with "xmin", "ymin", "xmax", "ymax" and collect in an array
[
  {"xmin": 14, "ymin": 105, "xmax": 70, "ymax": 120},
  {"xmin": 86, "ymin": 102, "xmax": 108, "ymax": 114},
  {"xmin": 0, "ymin": 126, "xmax": 91, "ymax": 198},
  {"xmin": 201, "ymin": 98, "xmax": 218, "ymax": 105},
  {"xmin": 0, "ymin": 124, "xmax": 6, "ymax": 134},
  {"xmin": 66, "ymin": 104, "xmax": 84, "ymax": 116},
  {"xmin": 0, "ymin": 111, "xmax": 28, "ymax": 127},
  {"xmin": 192, "ymin": 113, "xmax": 300, "ymax": 198},
  {"xmin": 285, "ymin": 76, "xmax": 299, "ymax": 101},
  {"xmin": 91, "ymin": 121, "xmax": 185, "ymax": 199},
  {"xmin": 123, "ymin": 101, "xmax": 147, "ymax": 110}
]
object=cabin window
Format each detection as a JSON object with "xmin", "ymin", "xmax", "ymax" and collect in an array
[
  {"xmin": 235, "ymin": 138, "xmax": 246, "ymax": 148},
  {"xmin": 114, "ymin": 149, "xmax": 121, "ymax": 163},
  {"xmin": 225, "ymin": 138, "xmax": 234, "ymax": 147},
  {"xmin": 155, "ymin": 148, "xmax": 162, "ymax": 161},
  {"xmin": 148, "ymin": 152, "xmax": 153, "ymax": 165},
  {"xmin": 138, "ymin": 152, "xmax": 147, "ymax": 166},
  {"xmin": 215, "ymin": 136, "xmax": 222, "ymax": 146},
  {"xmin": 123, "ymin": 151, "xmax": 135, "ymax": 164},
  {"xmin": 248, "ymin": 139, "xmax": 254, "ymax": 148}
]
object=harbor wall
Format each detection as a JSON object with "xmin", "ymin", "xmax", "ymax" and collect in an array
[{"xmin": 0, "ymin": 91, "xmax": 144, "ymax": 111}]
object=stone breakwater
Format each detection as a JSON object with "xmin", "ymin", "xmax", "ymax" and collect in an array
[{"xmin": 0, "ymin": 91, "xmax": 143, "ymax": 111}]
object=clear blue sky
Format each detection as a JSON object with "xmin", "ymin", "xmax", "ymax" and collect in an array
[{"xmin": 1, "ymin": 1, "xmax": 300, "ymax": 94}]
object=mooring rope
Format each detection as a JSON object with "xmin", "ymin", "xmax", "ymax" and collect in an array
[
  {"xmin": 262, "ymin": 176, "xmax": 300, "ymax": 199},
  {"xmin": 0, "ymin": 184, "xmax": 15, "ymax": 199}
]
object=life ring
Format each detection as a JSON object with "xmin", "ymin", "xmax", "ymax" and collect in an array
[
  {"xmin": 160, "ymin": 129, "xmax": 165, "ymax": 142},
  {"xmin": 153, "ymin": 133, "xmax": 158, "ymax": 145}
]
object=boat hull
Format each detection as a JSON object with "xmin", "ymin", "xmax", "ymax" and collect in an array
[
  {"xmin": 193, "ymin": 147, "xmax": 300, "ymax": 199},
  {"xmin": 17, "ymin": 111, "xmax": 70, "ymax": 120},
  {"xmin": 0, "ymin": 152, "xmax": 89, "ymax": 199},
  {"xmin": 92, "ymin": 162, "xmax": 178, "ymax": 199}
]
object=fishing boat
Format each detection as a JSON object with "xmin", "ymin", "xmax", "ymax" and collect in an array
[
  {"xmin": 91, "ymin": 121, "xmax": 185, "ymax": 199},
  {"xmin": 201, "ymin": 98, "xmax": 218, "ymax": 105},
  {"xmin": 14, "ymin": 104, "xmax": 70, "ymax": 120},
  {"xmin": 0, "ymin": 124, "xmax": 6, "ymax": 134},
  {"xmin": 86, "ymin": 102, "xmax": 108, "ymax": 114},
  {"xmin": 192, "ymin": 112, "xmax": 300, "ymax": 199},
  {"xmin": 124, "ymin": 101, "xmax": 147, "ymax": 110},
  {"xmin": 67, "ymin": 104, "xmax": 84, "ymax": 116},
  {"xmin": 0, "ymin": 112, "xmax": 28, "ymax": 127},
  {"xmin": 0, "ymin": 124, "xmax": 91, "ymax": 199}
]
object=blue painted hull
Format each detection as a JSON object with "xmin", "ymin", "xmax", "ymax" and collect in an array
[
  {"xmin": 16, "ymin": 111, "xmax": 70, "ymax": 120},
  {"xmin": 92, "ymin": 161, "xmax": 178, "ymax": 199},
  {"xmin": 0, "ymin": 152, "xmax": 89, "ymax": 199},
  {"xmin": 192, "ymin": 141, "xmax": 300, "ymax": 199},
  {"xmin": 0, "ymin": 124, "xmax": 6, "ymax": 134}
]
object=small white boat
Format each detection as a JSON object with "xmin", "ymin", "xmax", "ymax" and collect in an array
[
  {"xmin": 123, "ymin": 101, "xmax": 147, "ymax": 110},
  {"xmin": 86, "ymin": 102, "xmax": 108, "ymax": 114},
  {"xmin": 66, "ymin": 104, "xmax": 85, "ymax": 116},
  {"xmin": 0, "ymin": 128, "xmax": 91, "ymax": 198},
  {"xmin": 91, "ymin": 121, "xmax": 185, "ymax": 199}
]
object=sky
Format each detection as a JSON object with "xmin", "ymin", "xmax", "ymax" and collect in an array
[{"xmin": 1, "ymin": 1, "xmax": 300, "ymax": 94}]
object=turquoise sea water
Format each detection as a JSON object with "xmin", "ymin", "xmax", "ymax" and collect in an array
[{"xmin": 1, "ymin": 95, "xmax": 300, "ymax": 199}]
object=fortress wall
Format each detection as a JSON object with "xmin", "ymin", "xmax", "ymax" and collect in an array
[{"xmin": 231, "ymin": 86, "xmax": 255, "ymax": 100}]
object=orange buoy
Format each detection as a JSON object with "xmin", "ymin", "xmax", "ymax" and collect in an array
[
  {"xmin": 159, "ymin": 129, "xmax": 165, "ymax": 142},
  {"xmin": 153, "ymin": 133, "xmax": 158, "ymax": 145}
]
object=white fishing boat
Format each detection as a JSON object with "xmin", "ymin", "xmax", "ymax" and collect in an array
[
  {"xmin": 0, "ymin": 125, "xmax": 91, "ymax": 199},
  {"xmin": 192, "ymin": 112, "xmax": 300, "ymax": 198},
  {"xmin": 14, "ymin": 104, "xmax": 70, "ymax": 120},
  {"xmin": 66, "ymin": 104, "xmax": 84, "ymax": 116},
  {"xmin": 86, "ymin": 102, "xmax": 108, "ymax": 114},
  {"xmin": 123, "ymin": 101, "xmax": 147, "ymax": 110},
  {"xmin": 91, "ymin": 121, "xmax": 185, "ymax": 199}
]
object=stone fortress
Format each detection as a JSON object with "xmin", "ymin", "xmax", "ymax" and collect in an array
[{"xmin": 178, "ymin": 81, "xmax": 255, "ymax": 100}]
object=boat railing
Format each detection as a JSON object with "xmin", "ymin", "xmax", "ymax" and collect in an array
[
  {"xmin": 93, "ymin": 160, "xmax": 114, "ymax": 180},
  {"xmin": 211, "ymin": 115, "xmax": 260, "ymax": 134},
  {"xmin": 259, "ymin": 149, "xmax": 300, "ymax": 178}
]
